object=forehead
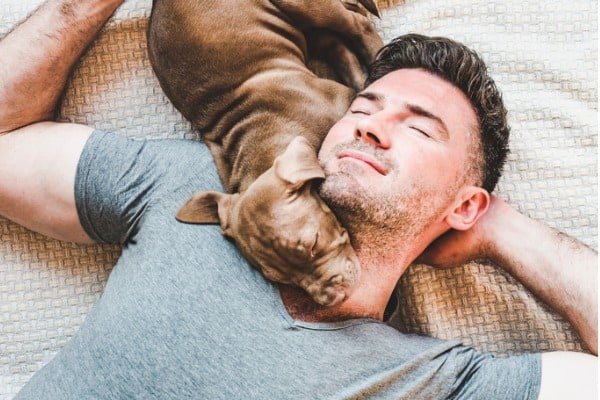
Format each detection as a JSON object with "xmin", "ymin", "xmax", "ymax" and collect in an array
[{"xmin": 365, "ymin": 68, "xmax": 478, "ymax": 138}]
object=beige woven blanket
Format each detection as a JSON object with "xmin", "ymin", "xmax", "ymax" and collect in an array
[{"xmin": 0, "ymin": 0, "xmax": 597, "ymax": 398}]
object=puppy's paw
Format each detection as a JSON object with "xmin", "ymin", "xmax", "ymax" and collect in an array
[
  {"xmin": 303, "ymin": 274, "xmax": 347, "ymax": 307},
  {"xmin": 301, "ymin": 254, "xmax": 360, "ymax": 306}
]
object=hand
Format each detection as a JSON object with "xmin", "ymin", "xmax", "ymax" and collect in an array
[{"xmin": 416, "ymin": 195, "xmax": 509, "ymax": 268}]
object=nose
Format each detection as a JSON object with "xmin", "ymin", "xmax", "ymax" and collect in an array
[{"xmin": 353, "ymin": 114, "xmax": 391, "ymax": 149}]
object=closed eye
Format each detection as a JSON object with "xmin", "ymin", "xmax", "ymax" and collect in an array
[
  {"xmin": 350, "ymin": 110, "xmax": 369, "ymax": 115},
  {"xmin": 410, "ymin": 126, "xmax": 431, "ymax": 138}
]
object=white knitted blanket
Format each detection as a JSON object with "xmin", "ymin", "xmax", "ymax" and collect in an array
[{"xmin": 0, "ymin": 0, "xmax": 596, "ymax": 397}]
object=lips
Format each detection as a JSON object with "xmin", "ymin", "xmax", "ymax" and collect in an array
[{"xmin": 337, "ymin": 150, "xmax": 388, "ymax": 175}]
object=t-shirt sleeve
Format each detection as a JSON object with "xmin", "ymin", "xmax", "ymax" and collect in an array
[
  {"xmin": 74, "ymin": 130, "xmax": 221, "ymax": 244},
  {"xmin": 446, "ymin": 347, "xmax": 542, "ymax": 400}
]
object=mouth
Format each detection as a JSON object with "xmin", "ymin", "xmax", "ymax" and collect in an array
[{"xmin": 337, "ymin": 150, "xmax": 388, "ymax": 175}]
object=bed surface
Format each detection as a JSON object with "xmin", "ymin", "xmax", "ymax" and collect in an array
[{"xmin": 0, "ymin": 0, "xmax": 596, "ymax": 397}]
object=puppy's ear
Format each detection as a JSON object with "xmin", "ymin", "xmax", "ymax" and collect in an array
[
  {"xmin": 176, "ymin": 191, "xmax": 233, "ymax": 227},
  {"xmin": 274, "ymin": 136, "xmax": 325, "ymax": 191}
]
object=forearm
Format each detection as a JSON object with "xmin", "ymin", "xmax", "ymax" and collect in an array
[
  {"xmin": 487, "ymin": 202, "xmax": 598, "ymax": 354},
  {"xmin": 0, "ymin": 0, "xmax": 123, "ymax": 133}
]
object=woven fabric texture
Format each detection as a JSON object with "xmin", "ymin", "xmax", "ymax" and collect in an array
[{"xmin": 0, "ymin": 0, "xmax": 597, "ymax": 398}]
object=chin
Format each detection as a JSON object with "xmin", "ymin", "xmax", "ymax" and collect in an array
[
  {"xmin": 318, "ymin": 172, "xmax": 368, "ymax": 218},
  {"xmin": 320, "ymin": 170, "xmax": 356, "ymax": 196}
]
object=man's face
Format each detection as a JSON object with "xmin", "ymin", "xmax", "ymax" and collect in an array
[{"xmin": 318, "ymin": 68, "xmax": 479, "ymax": 240}]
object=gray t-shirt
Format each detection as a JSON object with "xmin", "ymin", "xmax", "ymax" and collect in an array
[{"xmin": 16, "ymin": 131, "xmax": 541, "ymax": 400}]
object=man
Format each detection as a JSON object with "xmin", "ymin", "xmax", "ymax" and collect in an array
[{"xmin": 0, "ymin": 0, "xmax": 596, "ymax": 398}]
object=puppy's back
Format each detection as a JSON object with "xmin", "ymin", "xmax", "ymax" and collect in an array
[{"xmin": 148, "ymin": 0, "xmax": 307, "ymax": 129}]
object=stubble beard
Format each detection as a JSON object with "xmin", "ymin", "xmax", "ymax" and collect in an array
[
  {"xmin": 318, "ymin": 143, "xmax": 453, "ymax": 250},
  {"xmin": 319, "ymin": 171, "xmax": 430, "ymax": 249}
]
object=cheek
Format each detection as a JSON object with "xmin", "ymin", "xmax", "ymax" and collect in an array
[
  {"xmin": 319, "ymin": 118, "xmax": 354, "ymax": 159},
  {"xmin": 389, "ymin": 143, "xmax": 455, "ymax": 187},
  {"xmin": 413, "ymin": 153, "xmax": 458, "ymax": 188}
]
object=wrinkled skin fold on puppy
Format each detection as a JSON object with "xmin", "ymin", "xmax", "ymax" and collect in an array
[{"xmin": 177, "ymin": 137, "xmax": 361, "ymax": 307}]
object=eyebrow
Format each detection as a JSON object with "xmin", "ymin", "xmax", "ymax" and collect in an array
[
  {"xmin": 355, "ymin": 91, "xmax": 384, "ymax": 104},
  {"xmin": 355, "ymin": 91, "xmax": 450, "ymax": 140}
]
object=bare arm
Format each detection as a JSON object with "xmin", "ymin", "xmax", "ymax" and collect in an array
[
  {"xmin": 485, "ymin": 198, "xmax": 597, "ymax": 355},
  {"xmin": 418, "ymin": 196, "xmax": 598, "ymax": 355},
  {"xmin": 0, "ymin": 0, "xmax": 124, "ymax": 133},
  {"xmin": 418, "ymin": 196, "xmax": 598, "ymax": 397},
  {"xmin": 0, "ymin": 0, "xmax": 123, "ymax": 242},
  {"xmin": 0, "ymin": 122, "xmax": 93, "ymax": 242}
]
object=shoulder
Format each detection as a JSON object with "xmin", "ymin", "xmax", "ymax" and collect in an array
[{"xmin": 82, "ymin": 130, "xmax": 223, "ymax": 193}]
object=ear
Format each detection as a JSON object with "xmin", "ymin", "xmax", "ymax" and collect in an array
[
  {"xmin": 445, "ymin": 186, "xmax": 490, "ymax": 231},
  {"xmin": 176, "ymin": 191, "xmax": 233, "ymax": 226},
  {"xmin": 274, "ymin": 136, "xmax": 325, "ymax": 191}
]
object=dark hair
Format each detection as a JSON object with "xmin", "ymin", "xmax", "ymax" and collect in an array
[{"xmin": 366, "ymin": 34, "xmax": 509, "ymax": 192}]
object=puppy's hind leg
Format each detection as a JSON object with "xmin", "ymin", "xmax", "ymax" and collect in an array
[
  {"xmin": 270, "ymin": 0, "xmax": 383, "ymax": 65},
  {"xmin": 306, "ymin": 30, "xmax": 365, "ymax": 92},
  {"xmin": 340, "ymin": 0, "xmax": 380, "ymax": 17}
]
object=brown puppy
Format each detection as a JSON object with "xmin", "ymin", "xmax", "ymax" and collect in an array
[
  {"xmin": 178, "ymin": 136, "xmax": 359, "ymax": 306},
  {"xmin": 148, "ymin": 0, "xmax": 383, "ymax": 306}
]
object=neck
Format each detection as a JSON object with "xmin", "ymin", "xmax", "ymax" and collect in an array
[{"xmin": 279, "ymin": 233, "xmax": 429, "ymax": 322}]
